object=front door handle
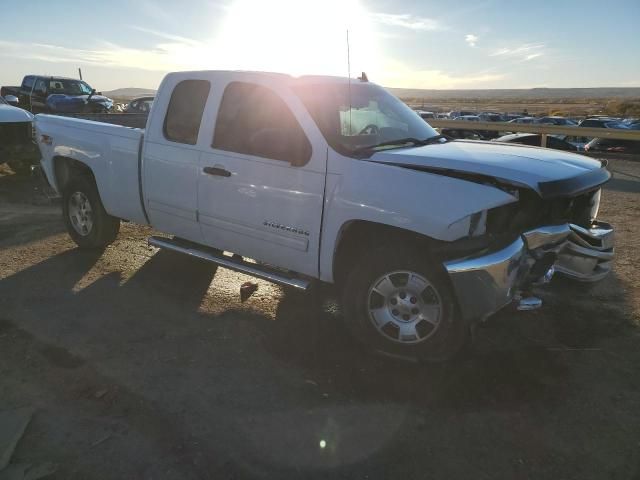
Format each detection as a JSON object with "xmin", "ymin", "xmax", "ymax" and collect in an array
[{"xmin": 203, "ymin": 166, "xmax": 231, "ymax": 177}]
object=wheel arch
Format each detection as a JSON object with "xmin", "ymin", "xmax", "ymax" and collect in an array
[
  {"xmin": 53, "ymin": 155, "xmax": 98, "ymax": 192},
  {"xmin": 331, "ymin": 220, "xmax": 440, "ymax": 289}
]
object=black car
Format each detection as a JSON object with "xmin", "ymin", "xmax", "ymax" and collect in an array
[
  {"xmin": 440, "ymin": 128, "xmax": 486, "ymax": 140},
  {"xmin": 584, "ymin": 138, "xmax": 640, "ymax": 154},
  {"xmin": 493, "ymin": 133, "xmax": 578, "ymax": 151}
]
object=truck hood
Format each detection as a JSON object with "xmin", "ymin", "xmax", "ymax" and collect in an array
[
  {"xmin": 46, "ymin": 94, "xmax": 113, "ymax": 112},
  {"xmin": 0, "ymin": 104, "xmax": 34, "ymax": 122},
  {"xmin": 368, "ymin": 140, "xmax": 609, "ymax": 198}
]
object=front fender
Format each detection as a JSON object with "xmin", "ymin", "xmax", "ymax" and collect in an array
[{"xmin": 319, "ymin": 159, "xmax": 517, "ymax": 282}]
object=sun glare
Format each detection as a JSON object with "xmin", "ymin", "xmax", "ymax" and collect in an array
[{"xmin": 209, "ymin": 0, "xmax": 378, "ymax": 78}]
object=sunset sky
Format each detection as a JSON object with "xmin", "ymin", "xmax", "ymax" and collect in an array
[{"xmin": 1, "ymin": 0, "xmax": 638, "ymax": 91}]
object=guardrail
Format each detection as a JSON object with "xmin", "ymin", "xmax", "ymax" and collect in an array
[{"xmin": 428, "ymin": 119, "xmax": 640, "ymax": 147}]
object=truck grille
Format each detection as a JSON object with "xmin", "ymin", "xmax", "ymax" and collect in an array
[
  {"xmin": 0, "ymin": 122, "xmax": 32, "ymax": 146},
  {"xmin": 488, "ymin": 188, "xmax": 601, "ymax": 235}
]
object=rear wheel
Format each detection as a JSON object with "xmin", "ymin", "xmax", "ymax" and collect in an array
[
  {"xmin": 342, "ymin": 246, "xmax": 468, "ymax": 362},
  {"xmin": 62, "ymin": 175, "xmax": 120, "ymax": 248}
]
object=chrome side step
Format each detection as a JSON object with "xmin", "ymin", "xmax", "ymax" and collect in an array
[{"xmin": 148, "ymin": 236, "xmax": 311, "ymax": 291}]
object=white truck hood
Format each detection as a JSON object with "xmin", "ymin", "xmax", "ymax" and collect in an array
[
  {"xmin": 368, "ymin": 140, "xmax": 608, "ymax": 197},
  {"xmin": 0, "ymin": 104, "xmax": 34, "ymax": 122}
]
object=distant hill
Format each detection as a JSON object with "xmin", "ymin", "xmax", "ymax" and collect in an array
[
  {"xmin": 102, "ymin": 88, "xmax": 156, "ymax": 99},
  {"xmin": 388, "ymin": 87, "xmax": 640, "ymax": 100}
]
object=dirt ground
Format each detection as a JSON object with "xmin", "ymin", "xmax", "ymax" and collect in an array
[{"xmin": 1, "ymin": 159, "xmax": 639, "ymax": 480}]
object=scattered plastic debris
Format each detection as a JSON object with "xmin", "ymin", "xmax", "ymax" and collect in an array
[{"xmin": 240, "ymin": 282, "xmax": 259, "ymax": 302}]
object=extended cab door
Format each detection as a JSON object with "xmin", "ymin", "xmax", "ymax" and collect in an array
[
  {"xmin": 142, "ymin": 78, "xmax": 211, "ymax": 243},
  {"xmin": 197, "ymin": 80, "xmax": 327, "ymax": 277}
]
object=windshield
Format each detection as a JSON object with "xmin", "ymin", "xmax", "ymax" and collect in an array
[
  {"xmin": 48, "ymin": 79, "xmax": 93, "ymax": 95},
  {"xmin": 294, "ymin": 82, "xmax": 439, "ymax": 157}
]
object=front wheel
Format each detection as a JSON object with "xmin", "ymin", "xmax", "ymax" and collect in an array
[
  {"xmin": 342, "ymin": 247, "xmax": 469, "ymax": 362},
  {"xmin": 62, "ymin": 176, "xmax": 120, "ymax": 248}
]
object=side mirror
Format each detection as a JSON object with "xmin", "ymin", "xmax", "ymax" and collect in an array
[{"xmin": 4, "ymin": 95, "xmax": 19, "ymax": 107}]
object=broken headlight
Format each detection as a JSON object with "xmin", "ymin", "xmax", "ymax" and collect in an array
[{"xmin": 448, "ymin": 210, "xmax": 488, "ymax": 238}]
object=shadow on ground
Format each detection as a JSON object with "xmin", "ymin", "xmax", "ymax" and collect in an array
[{"xmin": 1, "ymin": 244, "xmax": 639, "ymax": 479}]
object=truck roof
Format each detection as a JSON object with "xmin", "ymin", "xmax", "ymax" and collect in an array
[
  {"xmin": 163, "ymin": 70, "xmax": 366, "ymax": 86},
  {"xmin": 24, "ymin": 75, "xmax": 82, "ymax": 81}
]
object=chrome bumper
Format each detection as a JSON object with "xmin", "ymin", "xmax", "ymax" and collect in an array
[
  {"xmin": 555, "ymin": 221, "xmax": 614, "ymax": 282},
  {"xmin": 444, "ymin": 224, "xmax": 571, "ymax": 322}
]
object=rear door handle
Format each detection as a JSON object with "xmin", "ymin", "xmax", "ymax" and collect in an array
[{"xmin": 203, "ymin": 166, "xmax": 231, "ymax": 177}]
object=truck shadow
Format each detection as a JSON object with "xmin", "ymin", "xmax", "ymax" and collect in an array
[{"xmin": 1, "ymin": 245, "xmax": 636, "ymax": 413}]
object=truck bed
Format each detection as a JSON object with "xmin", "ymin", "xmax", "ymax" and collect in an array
[{"xmin": 35, "ymin": 114, "xmax": 148, "ymax": 225}]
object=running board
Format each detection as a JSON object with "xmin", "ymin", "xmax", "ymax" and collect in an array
[{"xmin": 148, "ymin": 236, "xmax": 311, "ymax": 291}]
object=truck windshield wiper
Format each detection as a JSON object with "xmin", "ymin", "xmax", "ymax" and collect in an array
[{"xmin": 353, "ymin": 134, "xmax": 447, "ymax": 154}]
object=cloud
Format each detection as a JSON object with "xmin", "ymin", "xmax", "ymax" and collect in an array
[
  {"xmin": 524, "ymin": 53, "xmax": 543, "ymax": 61},
  {"xmin": 371, "ymin": 13, "xmax": 444, "ymax": 31},
  {"xmin": 465, "ymin": 34, "xmax": 478, "ymax": 47},
  {"xmin": 489, "ymin": 43, "xmax": 545, "ymax": 61},
  {"xmin": 128, "ymin": 25, "xmax": 202, "ymax": 46}
]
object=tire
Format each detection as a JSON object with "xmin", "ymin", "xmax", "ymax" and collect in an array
[
  {"xmin": 62, "ymin": 175, "xmax": 120, "ymax": 248},
  {"xmin": 342, "ymin": 246, "xmax": 469, "ymax": 362}
]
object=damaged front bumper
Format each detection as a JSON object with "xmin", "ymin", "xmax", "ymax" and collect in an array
[
  {"xmin": 555, "ymin": 221, "xmax": 614, "ymax": 282},
  {"xmin": 444, "ymin": 221, "xmax": 614, "ymax": 322}
]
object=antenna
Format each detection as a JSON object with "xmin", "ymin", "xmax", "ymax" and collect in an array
[
  {"xmin": 346, "ymin": 30, "xmax": 352, "ymax": 135},
  {"xmin": 78, "ymin": 68, "xmax": 83, "ymax": 80}
]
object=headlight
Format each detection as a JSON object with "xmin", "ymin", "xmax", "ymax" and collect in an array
[{"xmin": 448, "ymin": 210, "xmax": 488, "ymax": 239}]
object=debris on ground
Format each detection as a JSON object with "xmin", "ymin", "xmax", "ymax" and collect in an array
[{"xmin": 240, "ymin": 281, "xmax": 259, "ymax": 302}]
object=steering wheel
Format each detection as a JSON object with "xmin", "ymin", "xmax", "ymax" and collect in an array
[{"xmin": 359, "ymin": 124, "xmax": 379, "ymax": 135}]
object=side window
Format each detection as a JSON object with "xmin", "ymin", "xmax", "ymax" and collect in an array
[
  {"xmin": 163, "ymin": 80, "xmax": 210, "ymax": 145},
  {"xmin": 35, "ymin": 79, "xmax": 47, "ymax": 94},
  {"xmin": 213, "ymin": 82, "xmax": 312, "ymax": 165},
  {"xmin": 22, "ymin": 76, "xmax": 35, "ymax": 90}
]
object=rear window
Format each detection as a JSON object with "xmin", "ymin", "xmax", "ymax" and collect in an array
[{"xmin": 163, "ymin": 80, "xmax": 211, "ymax": 145}]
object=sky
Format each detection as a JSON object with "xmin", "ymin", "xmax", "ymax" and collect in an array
[{"xmin": 0, "ymin": 0, "xmax": 638, "ymax": 91}]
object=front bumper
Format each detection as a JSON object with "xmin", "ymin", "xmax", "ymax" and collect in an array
[
  {"xmin": 444, "ymin": 224, "xmax": 576, "ymax": 322},
  {"xmin": 555, "ymin": 221, "xmax": 614, "ymax": 282}
]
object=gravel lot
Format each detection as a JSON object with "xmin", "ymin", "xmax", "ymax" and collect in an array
[{"xmin": 1, "ymin": 159, "xmax": 639, "ymax": 479}]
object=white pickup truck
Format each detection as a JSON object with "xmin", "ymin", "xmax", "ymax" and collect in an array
[{"xmin": 35, "ymin": 70, "xmax": 614, "ymax": 361}]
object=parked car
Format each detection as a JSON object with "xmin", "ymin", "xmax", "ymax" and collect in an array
[
  {"xmin": 454, "ymin": 115, "xmax": 480, "ymax": 122},
  {"xmin": 448, "ymin": 110, "xmax": 475, "ymax": 118},
  {"xmin": 440, "ymin": 128, "xmax": 485, "ymax": 140},
  {"xmin": 493, "ymin": 133, "xmax": 578, "ymax": 151},
  {"xmin": 478, "ymin": 113, "xmax": 503, "ymax": 122},
  {"xmin": 0, "ymin": 96, "xmax": 40, "ymax": 173},
  {"xmin": 509, "ymin": 117, "xmax": 536, "ymax": 124},
  {"xmin": 416, "ymin": 110, "xmax": 435, "ymax": 120},
  {"xmin": 35, "ymin": 70, "xmax": 614, "ymax": 362},
  {"xmin": 124, "ymin": 96, "xmax": 154, "ymax": 113},
  {"xmin": 579, "ymin": 118, "xmax": 627, "ymax": 129},
  {"xmin": 1, "ymin": 75, "xmax": 113, "ymax": 114},
  {"xmin": 536, "ymin": 116, "xmax": 577, "ymax": 126},
  {"xmin": 584, "ymin": 137, "xmax": 640, "ymax": 154}
]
